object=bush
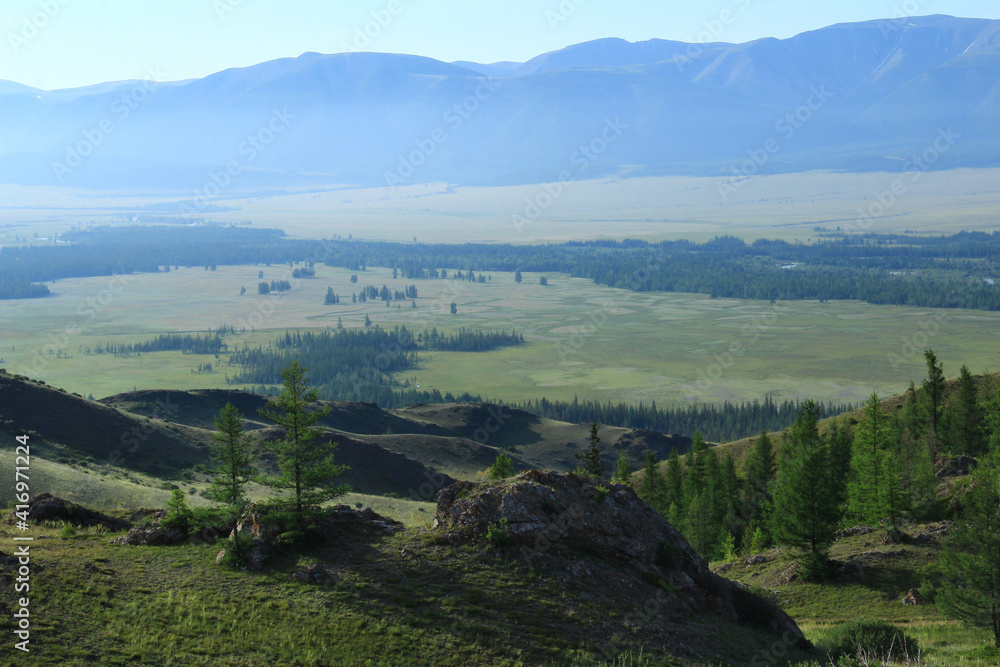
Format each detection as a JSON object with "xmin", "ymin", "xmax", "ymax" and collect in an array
[
  {"xmin": 161, "ymin": 489, "xmax": 194, "ymax": 533},
  {"xmin": 486, "ymin": 518, "xmax": 511, "ymax": 545},
  {"xmin": 216, "ymin": 533, "xmax": 253, "ymax": 569},
  {"xmin": 820, "ymin": 618, "xmax": 919, "ymax": 663},
  {"xmin": 60, "ymin": 524, "xmax": 77, "ymax": 538},
  {"xmin": 486, "ymin": 454, "xmax": 515, "ymax": 480},
  {"xmin": 918, "ymin": 578, "xmax": 938, "ymax": 604},
  {"xmin": 594, "ymin": 485, "xmax": 609, "ymax": 503}
]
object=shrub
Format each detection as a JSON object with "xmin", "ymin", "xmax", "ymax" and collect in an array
[
  {"xmin": 594, "ymin": 485, "xmax": 609, "ymax": 503},
  {"xmin": 820, "ymin": 618, "xmax": 919, "ymax": 663},
  {"xmin": 486, "ymin": 518, "xmax": 511, "ymax": 545},
  {"xmin": 216, "ymin": 533, "xmax": 253, "ymax": 569},
  {"xmin": 918, "ymin": 578, "xmax": 938, "ymax": 604},
  {"xmin": 161, "ymin": 489, "xmax": 194, "ymax": 533},
  {"xmin": 486, "ymin": 454, "xmax": 515, "ymax": 480},
  {"xmin": 60, "ymin": 524, "xmax": 77, "ymax": 538}
]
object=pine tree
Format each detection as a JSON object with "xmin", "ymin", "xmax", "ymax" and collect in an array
[
  {"xmin": 949, "ymin": 365, "xmax": 985, "ymax": 454},
  {"xmin": 207, "ymin": 403, "xmax": 256, "ymax": 544},
  {"xmin": 771, "ymin": 400, "xmax": 840, "ymax": 579},
  {"xmin": 939, "ymin": 448, "xmax": 1000, "ymax": 646},
  {"xmin": 575, "ymin": 421, "xmax": 606, "ymax": 479},
  {"xmin": 257, "ymin": 362, "xmax": 350, "ymax": 528}
]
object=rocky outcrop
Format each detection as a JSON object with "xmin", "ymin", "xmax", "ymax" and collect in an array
[
  {"xmin": 27, "ymin": 493, "xmax": 130, "ymax": 531},
  {"xmin": 433, "ymin": 470, "xmax": 806, "ymax": 642},
  {"xmin": 112, "ymin": 525, "xmax": 187, "ymax": 546},
  {"xmin": 936, "ymin": 455, "xmax": 977, "ymax": 478},
  {"xmin": 222, "ymin": 504, "xmax": 404, "ymax": 571}
]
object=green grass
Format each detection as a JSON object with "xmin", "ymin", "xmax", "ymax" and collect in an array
[
  {"xmin": 0, "ymin": 520, "xmax": 784, "ymax": 666},
  {"xmin": 3, "ymin": 263, "xmax": 1000, "ymax": 411},
  {"xmin": 716, "ymin": 525, "xmax": 1000, "ymax": 665}
]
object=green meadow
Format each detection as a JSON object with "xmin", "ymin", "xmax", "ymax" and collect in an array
[{"xmin": 2, "ymin": 262, "xmax": 999, "ymax": 407}]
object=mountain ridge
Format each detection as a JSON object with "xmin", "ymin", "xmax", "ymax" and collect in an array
[{"xmin": 2, "ymin": 15, "xmax": 999, "ymax": 188}]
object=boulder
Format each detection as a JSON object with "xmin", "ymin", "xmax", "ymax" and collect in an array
[
  {"xmin": 433, "ymin": 470, "xmax": 806, "ymax": 641},
  {"xmin": 26, "ymin": 493, "xmax": 130, "ymax": 531},
  {"xmin": 936, "ymin": 455, "xmax": 978, "ymax": 478},
  {"xmin": 225, "ymin": 504, "xmax": 404, "ymax": 571},
  {"xmin": 112, "ymin": 525, "xmax": 187, "ymax": 546},
  {"xmin": 292, "ymin": 563, "xmax": 333, "ymax": 584}
]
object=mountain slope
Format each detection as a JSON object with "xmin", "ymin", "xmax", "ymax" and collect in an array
[{"xmin": 2, "ymin": 15, "xmax": 999, "ymax": 188}]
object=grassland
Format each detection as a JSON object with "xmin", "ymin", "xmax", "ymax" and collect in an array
[
  {"xmin": 2, "ymin": 262, "xmax": 999, "ymax": 408},
  {"xmin": 714, "ymin": 524, "xmax": 998, "ymax": 665},
  {"xmin": 3, "ymin": 168, "xmax": 1000, "ymax": 245}
]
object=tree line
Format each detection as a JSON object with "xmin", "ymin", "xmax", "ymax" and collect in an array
[
  {"xmin": 631, "ymin": 350, "xmax": 999, "ymax": 586},
  {"xmin": 507, "ymin": 395, "xmax": 852, "ymax": 444},
  {"xmin": 91, "ymin": 331, "xmax": 229, "ymax": 356},
  {"xmin": 4, "ymin": 226, "xmax": 999, "ymax": 309}
]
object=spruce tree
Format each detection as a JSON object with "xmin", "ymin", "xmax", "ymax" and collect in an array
[
  {"xmin": 771, "ymin": 400, "xmax": 840, "ymax": 579},
  {"xmin": 257, "ymin": 361, "xmax": 350, "ymax": 528},
  {"xmin": 665, "ymin": 449, "xmax": 684, "ymax": 519},
  {"xmin": 939, "ymin": 448, "xmax": 1000, "ymax": 646},
  {"xmin": 208, "ymin": 403, "xmax": 257, "ymax": 544}
]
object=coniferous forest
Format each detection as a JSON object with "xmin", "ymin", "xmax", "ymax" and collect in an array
[{"xmin": 4, "ymin": 226, "xmax": 1000, "ymax": 309}]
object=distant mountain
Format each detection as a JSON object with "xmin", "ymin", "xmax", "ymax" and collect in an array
[{"xmin": 1, "ymin": 14, "xmax": 998, "ymax": 189}]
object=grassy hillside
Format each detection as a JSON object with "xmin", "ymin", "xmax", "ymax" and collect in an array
[{"xmin": 711, "ymin": 522, "xmax": 997, "ymax": 664}]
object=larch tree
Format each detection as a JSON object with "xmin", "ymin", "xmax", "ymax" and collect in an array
[
  {"xmin": 939, "ymin": 448, "xmax": 1000, "ymax": 646},
  {"xmin": 949, "ymin": 365, "xmax": 984, "ymax": 454},
  {"xmin": 208, "ymin": 403, "xmax": 257, "ymax": 545},
  {"xmin": 575, "ymin": 421, "xmax": 606, "ymax": 479},
  {"xmin": 257, "ymin": 361, "xmax": 350, "ymax": 529},
  {"xmin": 771, "ymin": 400, "xmax": 840, "ymax": 579},
  {"xmin": 921, "ymin": 349, "xmax": 946, "ymax": 437},
  {"xmin": 847, "ymin": 393, "xmax": 902, "ymax": 526}
]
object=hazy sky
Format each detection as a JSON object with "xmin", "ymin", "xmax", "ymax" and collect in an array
[{"xmin": 4, "ymin": 0, "xmax": 1000, "ymax": 90}]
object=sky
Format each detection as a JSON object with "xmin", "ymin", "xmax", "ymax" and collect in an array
[{"xmin": 3, "ymin": 0, "xmax": 1000, "ymax": 90}]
